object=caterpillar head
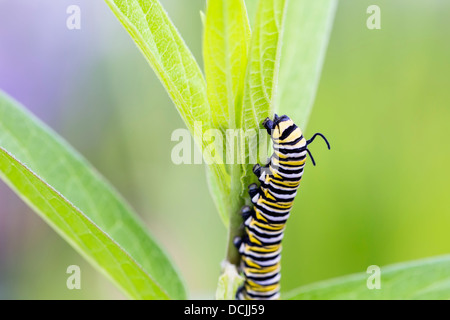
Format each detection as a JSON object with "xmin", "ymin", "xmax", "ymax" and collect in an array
[
  {"xmin": 262, "ymin": 114, "xmax": 299, "ymax": 140},
  {"xmin": 262, "ymin": 115, "xmax": 331, "ymax": 167}
]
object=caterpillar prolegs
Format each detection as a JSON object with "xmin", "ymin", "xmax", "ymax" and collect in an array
[{"xmin": 234, "ymin": 114, "xmax": 330, "ymax": 300}]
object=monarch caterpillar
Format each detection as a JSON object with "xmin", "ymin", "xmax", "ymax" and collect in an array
[{"xmin": 234, "ymin": 114, "xmax": 330, "ymax": 300}]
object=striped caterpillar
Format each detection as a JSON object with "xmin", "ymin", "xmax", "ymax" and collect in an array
[{"xmin": 234, "ymin": 114, "xmax": 330, "ymax": 300}]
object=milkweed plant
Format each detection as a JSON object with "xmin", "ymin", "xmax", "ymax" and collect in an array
[{"xmin": 1, "ymin": 0, "xmax": 450, "ymax": 300}]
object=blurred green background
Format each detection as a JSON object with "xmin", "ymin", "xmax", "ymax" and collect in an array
[{"xmin": 0, "ymin": 0, "xmax": 449, "ymax": 299}]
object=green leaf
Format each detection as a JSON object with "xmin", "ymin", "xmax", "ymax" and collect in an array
[
  {"xmin": 104, "ymin": 0, "xmax": 209, "ymax": 136},
  {"xmin": 0, "ymin": 91, "xmax": 186, "ymax": 300},
  {"xmin": 224, "ymin": 0, "xmax": 337, "ymax": 267},
  {"xmin": 203, "ymin": 0, "xmax": 251, "ymax": 133},
  {"xmin": 240, "ymin": 0, "xmax": 287, "ymax": 133},
  {"xmin": 217, "ymin": 0, "xmax": 290, "ymax": 266},
  {"xmin": 203, "ymin": 0, "xmax": 251, "ymax": 228},
  {"xmin": 202, "ymin": 0, "xmax": 252, "ymax": 235},
  {"xmin": 215, "ymin": 262, "xmax": 244, "ymax": 300},
  {"xmin": 244, "ymin": 0, "xmax": 258, "ymax": 26},
  {"xmin": 284, "ymin": 255, "xmax": 450, "ymax": 300},
  {"xmin": 104, "ymin": 0, "xmax": 230, "ymax": 225},
  {"xmin": 200, "ymin": 11, "xmax": 206, "ymax": 29},
  {"xmin": 277, "ymin": 0, "xmax": 338, "ymax": 131},
  {"xmin": 205, "ymin": 166, "xmax": 230, "ymax": 229},
  {"xmin": 239, "ymin": 0, "xmax": 288, "ymax": 198}
]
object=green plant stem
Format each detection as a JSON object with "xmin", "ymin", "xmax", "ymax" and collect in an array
[
  {"xmin": 225, "ymin": 164, "xmax": 245, "ymax": 266},
  {"xmin": 217, "ymin": 163, "xmax": 245, "ymax": 300}
]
